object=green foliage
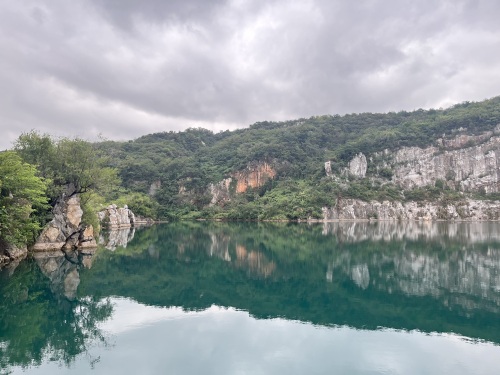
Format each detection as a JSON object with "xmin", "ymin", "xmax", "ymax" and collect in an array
[
  {"xmin": 14, "ymin": 132, "xmax": 122, "ymax": 234},
  {"xmin": 91, "ymin": 96, "xmax": 500, "ymax": 219},
  {"xmin": 378, "ymin": 167, "xmax": 393, "ymax": 179},
  {"xmin": 403, "ymin": 186, "xmax": 462, "ymax": 202},
  {"xmin": 80, "ymin": 192, "xmax": 104, "ymax": 235},
  {"xmin": 15, "ymin": 131, "xmax": 120, "ymax": 200},
  {"xmin": 0, "ymin": 152, "xmax": 48, "ymax": 246},
  {"xmin": 112, "ymin": 191, "xmax": 159, "ymax": 219}
]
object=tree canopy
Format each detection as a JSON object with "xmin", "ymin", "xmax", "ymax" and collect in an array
[{"xmin": 0, "ymin": 151, "xmax": 48, "ymax": 246}]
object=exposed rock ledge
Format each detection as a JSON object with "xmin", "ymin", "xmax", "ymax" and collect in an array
[{"xmin": 322, "ymin": 198, "xmax": 500, "ymax": 221}]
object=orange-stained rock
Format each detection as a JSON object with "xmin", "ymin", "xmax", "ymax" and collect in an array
[{"xmin": 234, "ymin": 162, "xmax": 276, "ymax": 193}]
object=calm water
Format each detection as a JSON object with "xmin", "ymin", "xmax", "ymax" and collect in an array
[{"xmin": 2, "ymin": 221, "xmax": 500, "ymax": 374}]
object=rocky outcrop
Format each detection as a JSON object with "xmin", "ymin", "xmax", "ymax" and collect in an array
[
  {"xmin": 33, "ymin": 194, "xmax": 97, "ymax": 252},
  {"xmin": 391, "ymin": 140, "xmax": 500, "ymax": 192},
  {"xmin": 0, "ymin": 240, "xmax": 27, "ymax": 269},
  {"xmin": 322, "ymin": 198, "xmax": 500, "ymax": 221},
  {"xmin": 209, "ymin": 161, "xmax": 276, "ymax": 205},
  {"xmin": 325, "ymin": 127, "xmax": 500, "ymax": 194},
  {"xmin": 324, "ymin": 161, "xmax": 333, "ymax": 177},
  {"xmin": 384, "ymin": 127, "xmax": 500, "ymax": 192},
  {"xmin": 233, "ymin": 161, "xmax": 276, "ymax": 193},
  {"xmin": 98, "ymin": 204, "xmax": 135, "ymax": 229},
  {"xmin": 209, "ymin": 178, "xmax": 232, "ymax": 206},
  {"xmin": 347, "ymin": 153, "xmax": 367, "ymax": 178}
]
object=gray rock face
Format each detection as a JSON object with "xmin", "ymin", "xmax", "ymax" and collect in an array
[
  {"xmin": 348, "ymin": 153, "xmax": 367, "ymax": 178},
  {"xmin": 33, "ymin": 193, "xmax": 97, "ymax": 252},
  {"xmin": 388, "ymin": 128, "xmax": 500, "ymax": 193},
  {"xmin": 324, "ymin": 161, "xmax": 333, "ymax": 177},
  {"xmin": 322, "ymin": 198, "xmax": 500, "ymax": 221},
  {"xmin": 209, "ymin": 178, "xmax": 232, "ymax": 206},
  {"xmin": 392, "ymin": 141, "xmax": 500, "ymax": 192},
  {"xmin": 324, "ymin": 127, "xmax": 500, "ymax": 194},
  {"xmin": 98, "ymin": 204, "xmax": 136, "ymax": 229}
]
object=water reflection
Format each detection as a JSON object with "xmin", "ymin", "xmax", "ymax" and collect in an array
[
  {"xmin": 2, "ymin": 221, "xmax": 500, "ymax": 373},
  {"xmin": 99, "ymin": 228, "xmax": 136, "ymax": 251},
  {"xmin": 0, "ymin": 250, "xmax": 112, "ymax": 373}
]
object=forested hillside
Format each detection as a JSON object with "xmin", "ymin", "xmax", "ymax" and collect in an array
[
  {"xmin": 2, "ymin": 96, "xmax": 500, "ymax": 252},
  {"xmin": 96, "ymin": 96, "xmax": 500, "ymax": 220}
]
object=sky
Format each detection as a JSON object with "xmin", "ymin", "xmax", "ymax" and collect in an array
[{"xmin": 1, "ymin": 0, "xmax": 500, "ymax": 150}]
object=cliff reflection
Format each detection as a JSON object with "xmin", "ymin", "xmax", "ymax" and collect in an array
[
  {"xmin": 99, "ymin": 227, "xmax": 136, "ymax": 251},
  {"xmin": 78, "ymin": 221, "xmax": 500, "ymax": 344},
  {"xmin": 323, "ymin": 222, "xmax": 500, "ymax": 314}
]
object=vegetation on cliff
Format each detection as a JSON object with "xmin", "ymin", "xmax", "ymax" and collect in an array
[
  {"xmin": 95, "ymin": 96, "xmax": 500, "ymax": 220},
  {"xmin": 2, "ymin": 96, "xmax": 500, "ymax": 243},
  {"xmin": 1, "ymin": 132, "xmax": 156, "ymax": 253}
]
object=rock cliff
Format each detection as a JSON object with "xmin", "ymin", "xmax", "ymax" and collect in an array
[
  {"xmin": 209, "ymin": 161, "xmax": 276, "ymax": 206},
  {"xmin": 33, "ymin": 193, "xmax": 97, "ymax": 252},
  {"xmin": 233, "ymin": 161, "xmax": 276, "ymax": 193},
  {"xmin": 98, "ymin": 204, "xmax": 136, "ymax": 229},
  {"xmin": 390, "ymin": 131, "xmax": 500, "ymax": 192},
  {"xmin": 322, "ymin": 198, "xmax": 500, "ymax": 221},
  {"xmin": 347, "ymin": 153, "xmax": 367, "ymax": 178},
  {"xmin": 326, "ymin": 126, "xmax": 500, "ymax": 194}
]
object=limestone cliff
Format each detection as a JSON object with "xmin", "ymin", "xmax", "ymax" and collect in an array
[
  {"xmin": 33, "ymin": 193, "xmax": 97, "ymax": 252},
  {"xmin": 233, "ymin": 161, "xmax": 276, "ymax": 193},
  {"xmin": 347, "ymin": 153, "xmax": 367, "ymax": 178},
  {"xmin": 209, "ymin": 161, "xmax": 276, "ymax": 206},
  {"xmin": 326, "ymin": 126, "xmax": 500, "ymax": 193},
  {"xmin": 98, "ymin": 204, "xmax": 136, "ymax": 229},
  {"xmin": 322, "ymin": 198, "xmax": 500, "ymax": 221},
  {"xmin": 390, "ymin": 130, "xmax": 500, "ymax": 192},
  {"xmin": 209, "ymin": 178, "xmax": 232, "ymax": 206}
]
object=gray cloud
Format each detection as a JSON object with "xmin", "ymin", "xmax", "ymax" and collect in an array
[{"xmin": 1, "ymin": 0, "xmax": 500, "ymax": 149}]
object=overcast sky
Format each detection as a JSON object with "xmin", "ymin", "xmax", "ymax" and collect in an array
[{"xmin": 1, "ymin": 0, "xmax": 499, "ymax": 150}]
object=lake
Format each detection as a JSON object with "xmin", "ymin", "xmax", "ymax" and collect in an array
[{"xmin": 1, "ymin": 221, "xmax": 500, "ymax": 374}]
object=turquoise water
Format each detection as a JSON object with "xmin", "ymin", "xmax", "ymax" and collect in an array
[{"xmin": 1, "ymin": 221, "xmax": 500, "ymax": 374}]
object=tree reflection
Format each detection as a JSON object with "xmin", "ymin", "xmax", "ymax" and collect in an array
[{"xmin": 0, "ymin": 251, "xmax": 112, "ymax": 373}]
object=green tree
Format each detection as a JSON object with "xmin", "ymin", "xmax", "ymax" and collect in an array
[
  {"xmin": 15, "ymin": 131, "xmax": 119, "ymax": 199},
  {"xmin": 0, "ymin": 152, "xmax": 48, "ymax": 246}
]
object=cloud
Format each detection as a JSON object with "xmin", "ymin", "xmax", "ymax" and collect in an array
[{"xmin": 1, "ymin": 0, "xmax": 500, "ymax": 149}]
